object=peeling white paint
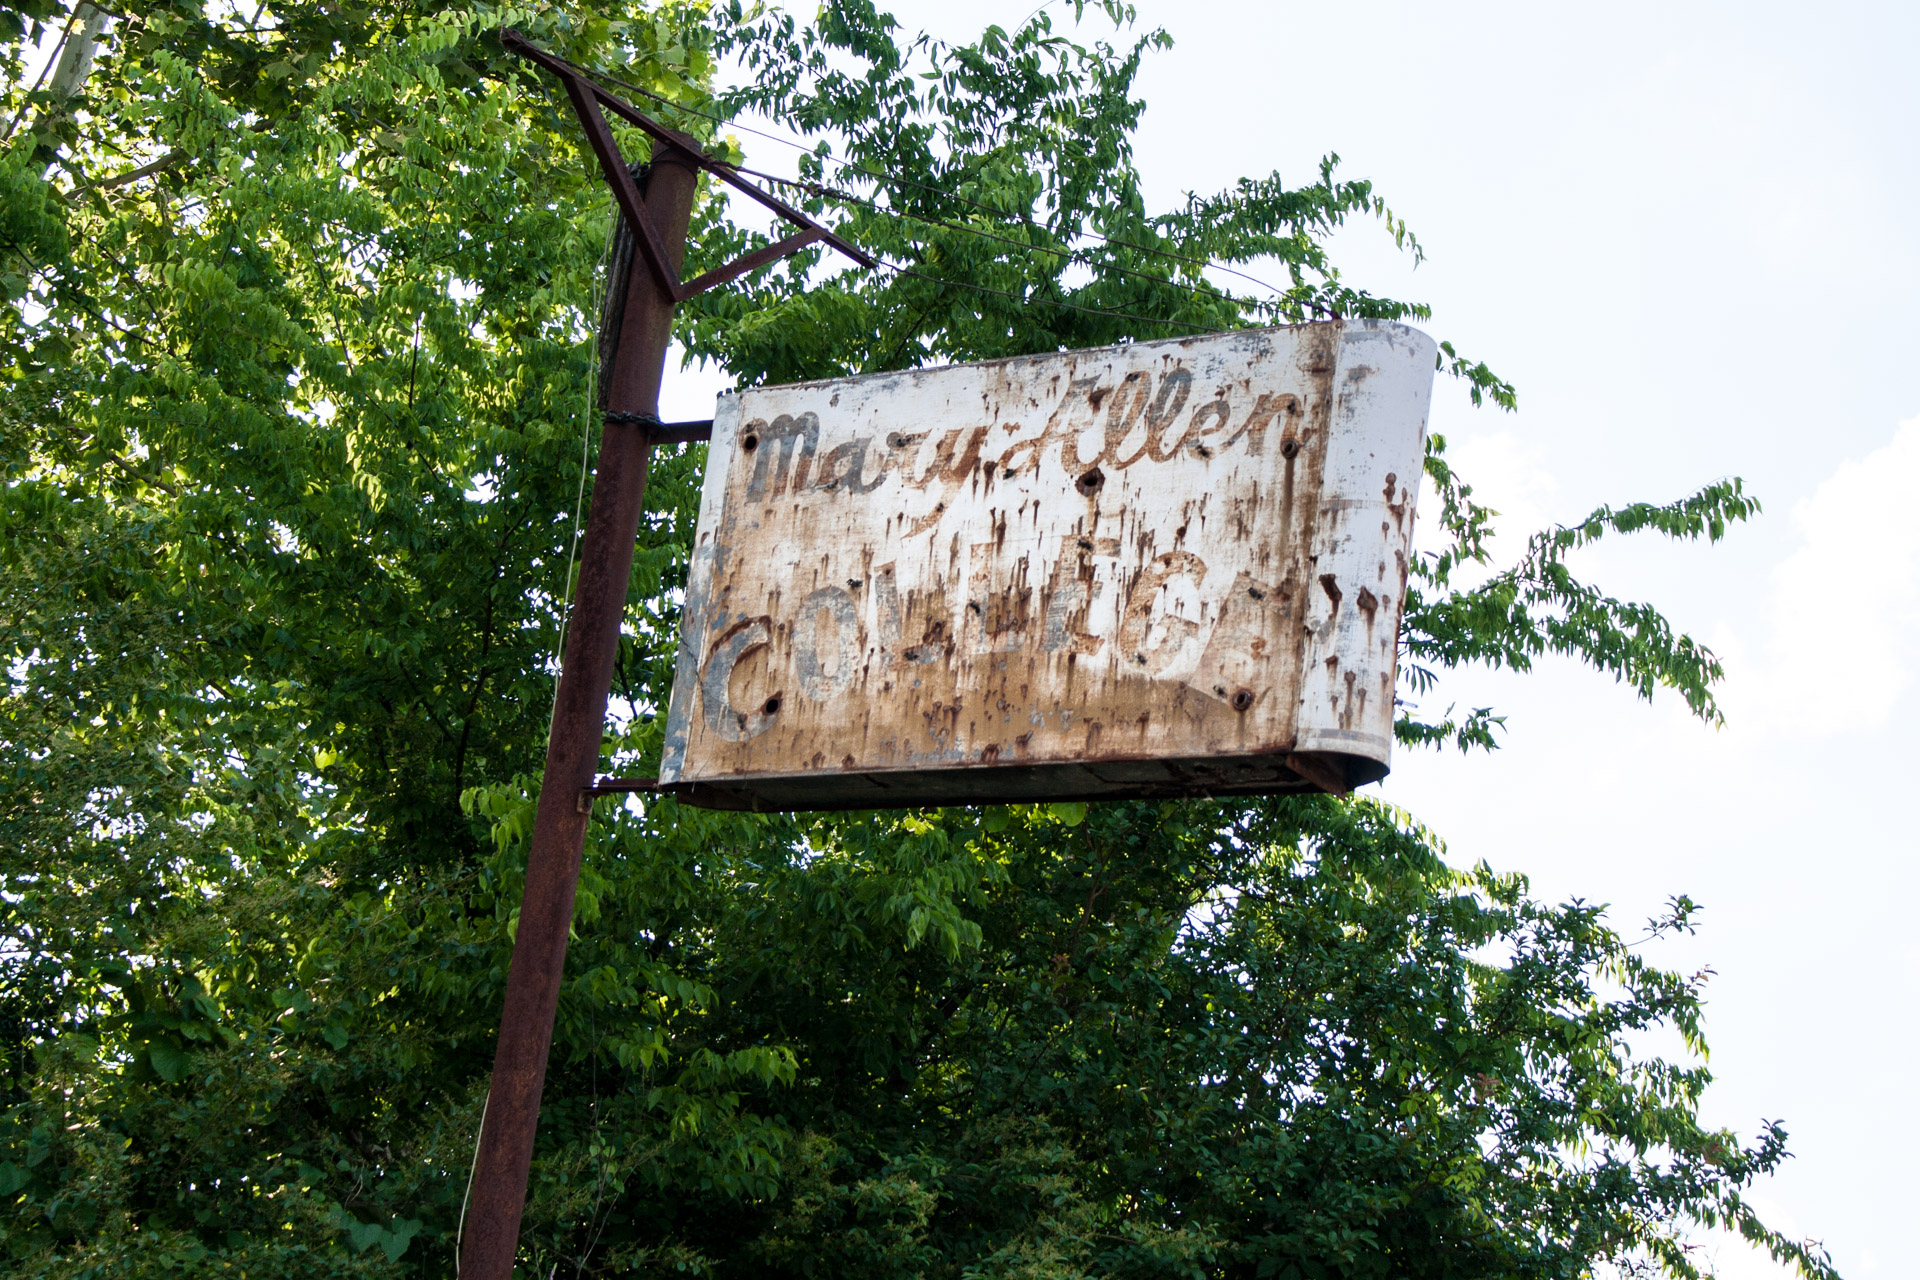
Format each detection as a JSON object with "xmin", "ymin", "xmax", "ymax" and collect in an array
[{"xmin": 660, "ymin": 320, "xmax": 1436, "ymax": 810}]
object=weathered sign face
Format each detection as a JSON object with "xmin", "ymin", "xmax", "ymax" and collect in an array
[{"xmin": 658, "ymin": 320, "xmax": 1436, "ymax": 810}]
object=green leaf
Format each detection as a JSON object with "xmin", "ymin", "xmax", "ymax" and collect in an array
[
  {"xmin": 0, "ymin": 1163, "xmax": 27, "ymax": 1197},
  {"xmin": 148, "ymin": 1039, "xmax": 188, "ymax": 1084},
  {"xmin": 1047, "ymin": 801, "xmax": 1088, "ymax": 827},
  {"xmin": 380, "ymin": 1218, "xmax": 423, "ymax": 1262}
]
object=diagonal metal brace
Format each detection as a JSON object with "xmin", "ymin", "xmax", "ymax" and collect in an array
[
  {"xmin": 553, "ymin": 68, "xmax": 689, "ymax": 301},
  {"xmin": 503, "ymin": 30, "xmax": 876, "ymax": 302}
]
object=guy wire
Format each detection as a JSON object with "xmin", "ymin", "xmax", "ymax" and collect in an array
[
  {"xmin": 723, "ymin": 161, "xmax": 1331, "ymax": 325},
  {"xmin": 878, "ymin": 261, "xmax": 1225, "ymax": 336},
  {"xmin": 526, "ymin": 47, "xmax": 1301, "ymax": 305},
  {"xmin": 458, "ymin": 101, "xmax": 615, "ymax": 1279},
  {"xmin": 551, "ymin": 211, "xmax": 617, "ymax": 720},
  {"xmin": 452, "ymin": 1092, "xmax": 489, "ymax": 1275}
]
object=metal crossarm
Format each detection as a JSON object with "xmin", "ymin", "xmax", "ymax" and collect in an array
[{"xmin": 502, "ymin": 30, "xmax": 875, "ymax": 301}]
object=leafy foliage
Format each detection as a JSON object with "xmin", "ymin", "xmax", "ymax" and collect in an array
[
  {"xmin": 1399, "ymin": 453, "xmax": 1761, "ymax": 750},
  {"xmin": 0, "ymin": 2, "xmax": 1828, "ymax": 1278}
]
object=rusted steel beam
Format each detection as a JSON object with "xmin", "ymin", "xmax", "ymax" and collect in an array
[
  {"xmin": 556, "ymin": 68, "xmax": 695, "ymax": 301},
  {"xmin": 601, "ymin": 412, "xmax": 714, "ymax": 445},
  {"xmin": 455, "ymin": 153, "xmax": 700, "ymax": 1280},
  {"xmin": 500, "ymin": 28, "xmax": 595, "ymax": 87},
  {"xmin": 501, "ymin": 29, "xmax": 876, "ymax": 291},
  {"xmin": 646, "ymin": 419, "xmax": 713, "ymax": 446},
  {"xmin": 691, "ymin": 160, "xmax": 879, "ymax": 272},
  {"xmin": 465, "ymin": 36, "xmax": 873, "ymax": 1275},
  {"xmin": 677, "ymin": 225, "xmax": 825, "ymax": 298},
  {"xmin": 588, "ymin": 89, "xmax": 880, "ymax": 273},
  {"xmin": 582, "ymin": 776, "xmax": 662, "ymax": 796}
]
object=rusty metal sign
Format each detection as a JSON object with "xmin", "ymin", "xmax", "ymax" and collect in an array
[{"xmin": 656, "ymin": 320, "xmax": 1436, "ymax": 810}]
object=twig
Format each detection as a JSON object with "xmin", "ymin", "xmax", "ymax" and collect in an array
[{"xmin": 86, "ymin": 149, "xmax": 185, "ymax": 193}]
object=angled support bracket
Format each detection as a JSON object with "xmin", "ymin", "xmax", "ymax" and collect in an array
[{"xmin": 502, "ymin": 30, "xmax": 876, "ymax": 302}]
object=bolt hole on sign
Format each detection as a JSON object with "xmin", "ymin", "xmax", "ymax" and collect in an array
[{"xmin": 659, "ymin": 320, "xmax": 1436, "ymax": 810}]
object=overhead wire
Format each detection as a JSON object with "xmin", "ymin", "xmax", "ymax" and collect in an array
[
  {"xmin": 700, "ymin": 164, "xmax": 1231, "ymax": 335},
  {"xmin": 723, "ymin": 159, "xmax": 1318, "ymax": 326},
  {"xmin": 524, "ymin": 48, "xmax": 1308, "ymax": 309},
  {"xmin": 880, "ymin": 262, "xmax": 1221, "ymax": 336},
  {"xmin": 545, "ymin": 67, "xmax": 617, "ymax": 711},
  {"xmin": 550, "ymin": 214, "xmax": 615, "ymax": 715}
]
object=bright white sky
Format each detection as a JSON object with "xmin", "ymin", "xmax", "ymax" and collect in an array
[{"xmin": 666, "ymin": 2, "xmax": 1920, "ymax": 1275}]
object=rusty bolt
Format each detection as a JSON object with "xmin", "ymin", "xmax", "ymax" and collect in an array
[
  {"xmin": 1076, "ymin": 468, "xmax": 1105, "ymax": 496},
  {"xmin": 1231, "ymin": 689, "xmax": 1255, "ymax": 712},
  {"xmin": 741, "ymin": 433, "xmax": 760, "ymax": 453},
  {"xmin": 1280, "ymin": 435, "xmax": 1302, "ymax": 459},
  {"xmin": 762, "ymin": 695, "xmax": 781, "ymax": 715}
]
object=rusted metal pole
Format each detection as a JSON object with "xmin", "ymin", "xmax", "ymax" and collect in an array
[{"xmin": 457, "ymin": 150, "xmax": 699, "ymax": 1280}]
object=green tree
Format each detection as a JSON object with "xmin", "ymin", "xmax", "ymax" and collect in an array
[{"xmin": 0, "ymin": 2, "xmax": 1830, "ymax": 1278}]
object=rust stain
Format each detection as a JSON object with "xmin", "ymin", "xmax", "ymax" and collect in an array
[{"xmin": 658, "ymin": 320, "xmax": 1436, "ymax": 808}]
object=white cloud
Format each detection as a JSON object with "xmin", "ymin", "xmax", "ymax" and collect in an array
[
  {"xmin": 1445, "ymin": 430, "xmax": 1560, "ymax": 541},
  {"xmin": 1744, "ymin": 414, "xmax": 1920, "ymax": 735},
  {"xmin": 1417, "ymin": 428, "xmax": 1561, "ymax": 591}
]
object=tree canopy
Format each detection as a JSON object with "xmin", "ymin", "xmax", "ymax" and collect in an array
[{"xmin": 0, "ymin": 2, "xmax": 1830, "ymax": 1277}]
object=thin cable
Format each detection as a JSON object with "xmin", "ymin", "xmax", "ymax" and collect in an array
[
  {"xmin": 453, "ymin": 1092, "xmax": 488, "ymax": 1276},
  {"xmin": 703, "ymin": 163, "xmax": 1240, "ymax": 333},
  {"xmin": 726, "ymin": 160, "xmax": 1327, "ymax": 321},
  {"xmin": 521, "ymin": 46, "xmax": 1300, "ymax": 303},
  {"xmin": 551, "ymin": 212, "xmax": 616, "ymax": 716},
  {"xmin": 453, "ymin": 180, "xmax": 615, "ymax": 1280},
  {"xmin": 878, "ymin": 259, "xmax": 1225, "ymax": 336},
  {"xmin": 668, "ymin": 81, "xmax": 1295, "ymax": 299}
]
